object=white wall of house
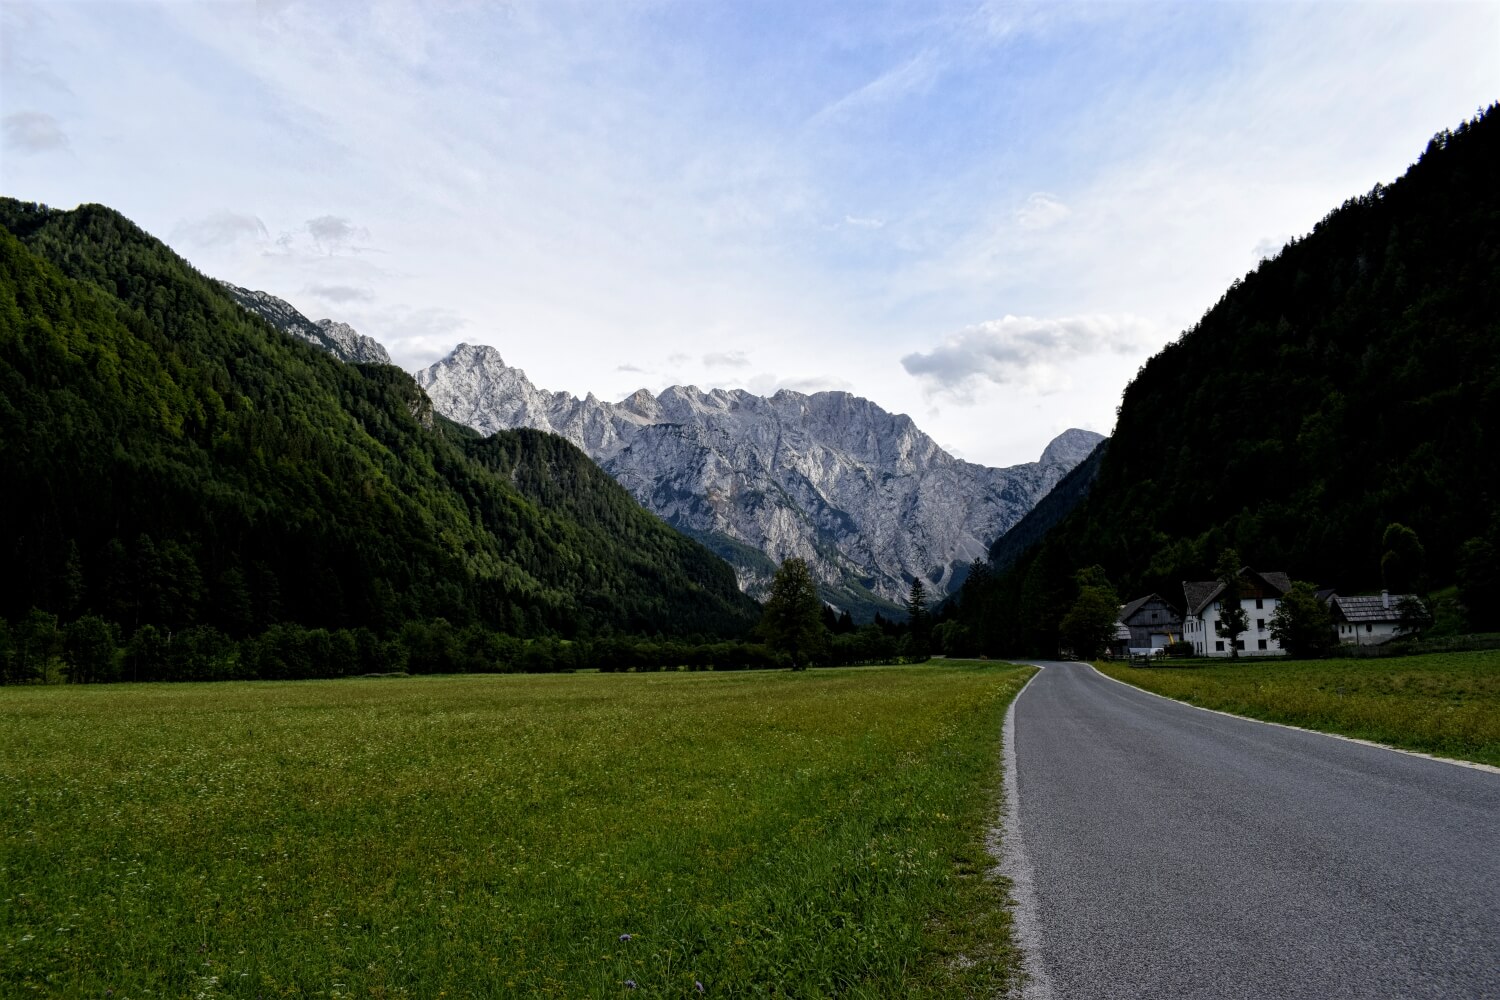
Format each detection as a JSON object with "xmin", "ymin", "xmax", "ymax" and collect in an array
[
  {"xmin": 1336, "ymin": 621, "xmax": 1402, "ymax": 644},
  {"xmin": 1186, "ymin": 597, "xmax": 1284, "ymax": 657}
]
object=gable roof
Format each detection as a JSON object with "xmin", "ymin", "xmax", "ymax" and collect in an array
[
  {"xmin": 1182, "ymin": 580, "xmax": 1221, "ymax": 616},
  {"xmin": 1182, "ymin": 568, "xmax": 1291, "ymax": 616},
  {"xmin": 1120, "ymin": 593, "xmax": 1182, "ymax": 623},
  {"xmin": 1255, "ymin": 571, "xmax": 1293, "ymax": 595},
  {"xmin": 1331, "ymin": 594, "xmax": 1422, "ymax": 623}
]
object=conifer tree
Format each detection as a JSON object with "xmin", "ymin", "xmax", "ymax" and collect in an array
[{"xmin": 760, "ymin": 558, "xmax": 826, "ymax": 670}]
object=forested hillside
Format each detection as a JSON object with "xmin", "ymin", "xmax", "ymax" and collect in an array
[
  {"xmin": 953, "ymin": 105, "xmax": 1500, "ymax": 654},
  {"xmin": 0, "ymin": 199, "xmax": 759, "ymax": 672}
]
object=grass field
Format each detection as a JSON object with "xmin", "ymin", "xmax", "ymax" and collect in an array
[
  {"xmin": 0, "ymin": 662, "xmax": 1033, "ymax": 998},
  {"xmin": 1095, "ymin": 650, "xmax": 1500, "ymax": 766}
]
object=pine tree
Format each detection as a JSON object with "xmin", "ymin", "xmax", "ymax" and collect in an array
[
  {"xmin": 906, "ymin": 577, "xmax": 932, "ymax": 657},
  {"xmin": 760, "ymin": 558, "xmax": 827, "ymax": 670}
]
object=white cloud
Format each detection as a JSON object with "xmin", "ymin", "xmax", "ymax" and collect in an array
[
  {"xmin": 746, "ymin": 372, "xmax": 855, "ymax": 396},
  {"xmin": 2, "ymin": 111, "xmax": 69, "ymax": 152},
  {"xmin": 1015, "ymin": 192, "xmax": 1069, "ymax": 231},
  {"xmin": 844, "ymin": 214, "xmax": 885, "ymax": 229},
  {"xmin": 305, "ymin": 215, "xmax": 367, "ymax": 254},
  {"xmin": 902, "ymin": 313, "xmax": 1159, "ymax": 398},
  {"xmin": 703, "ymin": 350, "xmax": 751, "ymax": 368},
  {"xmin": 304, "ymin": 283, "xmax": 375, "ymax": 304},
  {"xmin": 172, "ymin": 211, "xmax": 269, "ymax": 249},
  {"xmin": 1253, "ymin": 235, "xmax": 1292, "ymax": 262}
]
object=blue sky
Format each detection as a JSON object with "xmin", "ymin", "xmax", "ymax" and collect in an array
[{"xmin": 3, "ymin": 0, "xmax": 1497, "ymax": 466}]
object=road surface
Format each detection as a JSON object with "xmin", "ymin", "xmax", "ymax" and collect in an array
[{"xmin": 1004, "ymin": 660, "xmax": 1500, "ymax": 999}]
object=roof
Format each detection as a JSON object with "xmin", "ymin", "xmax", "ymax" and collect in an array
[
  {"xmin": 1257, "ymin": 571, "xmax": 1293, "ymax": 594},
  {"xmin": 1119, "ymin": 593, "xmax": 1182, "ymax": 623},
  {"xmin": 1182, "ymin": 581, "xmax": 1221, "ymax": 616},
  {"xmin": 1182, "ymin": 568, "xmax": 1291, "ymax": 616},
  {"xmin": 1114, "ymin": 623, "xmax": 1133, "ymax": 641},
  {"xmin": 1331, "ymin": 594, "xmax": 1423, "ymax": 623}
]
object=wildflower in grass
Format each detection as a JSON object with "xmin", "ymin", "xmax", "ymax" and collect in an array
[
  {"xmin": 696, "ymin": 981, "xmax": 706, "ymax": 993},
  {"xmin": 619, "ymin": 933, "xmax": 632, "ymax": 942},
  {"xmin": 624, "ymin": 979, "xmax": 637, "ymax": 989}
]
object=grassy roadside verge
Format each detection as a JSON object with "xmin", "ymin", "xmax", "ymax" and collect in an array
[
  {"xmin": 0, "ymin": 662, "xmax": 1032, "ymax": 998},
  {"xmin": 1094, "ymin": 650, "xmax": 1500, "ymax": 767}
]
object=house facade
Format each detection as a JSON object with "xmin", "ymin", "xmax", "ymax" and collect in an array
[
  {"xmin": 1182, "ymin": 569, "xmax": 1292, "ymax": 657},
  {"xmin": 1119, "ymin": 593, "xmax": 1183, "ymax": 654},
  {"xmin": 1329, "ymin": 590, "xmax": 1423, "ymax": 646}
]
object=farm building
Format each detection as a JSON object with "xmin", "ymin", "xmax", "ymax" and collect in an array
[
  {"xmin": 1182, "ymin": 569, "xmax": 1292, "ymax": 657},
  {"xmin": 1328, "ymin": 590, "xmax": 1424, "ymax": 645}
]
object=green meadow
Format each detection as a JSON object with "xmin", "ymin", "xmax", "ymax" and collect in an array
[
  {"xmin": 0, "ymin": 662, "xmax": 1032, "ymax": 998},
  {"xmin": 1096, "ymin": 650, "xmax": 1500, "ymax": 766}
]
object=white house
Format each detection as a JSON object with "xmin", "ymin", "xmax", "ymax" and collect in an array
[
  {"xmin": 1181, "ymin": 569, "xmax": 1292, "ymax": 657},
  {"xmin": 1328, "ymin": 590, "xmax": 1423, "ymax": 645}
]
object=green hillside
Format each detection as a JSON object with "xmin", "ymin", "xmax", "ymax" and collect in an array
[
  {"xmin": 957, "ymin": 105, "xmax": 1500, "ymax": 654},
  {"xmin": 0, "ymin": 200, "xmax": 759, "ymax": 653}
]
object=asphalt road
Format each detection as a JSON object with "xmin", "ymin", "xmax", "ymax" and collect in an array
[{"xmin": 1005, "ymin": 661, "xmax": 1500, "ymax": 1000}]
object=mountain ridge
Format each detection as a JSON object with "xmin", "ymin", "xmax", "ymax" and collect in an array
[
  {"xmin": 415, "ymin": 342, "xmax": 1103, "ymax": 615},
  {"xmin": 0, "ymin": 198, "xmax": 759, "ymax": 642},
  {"xmin": 220, "ymin": 282, "xmax": 392, "ymax": 364}
]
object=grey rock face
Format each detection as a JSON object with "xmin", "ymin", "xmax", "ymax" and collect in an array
[
  {"xmin": 416, "ymin": 343, "xmax": 1103, "ymax": 615},
  {"xmin": 220, "ymin": 283, "xmax": 392, "ymax": 365}
]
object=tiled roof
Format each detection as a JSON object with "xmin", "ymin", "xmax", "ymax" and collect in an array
[
  {"xmin": 1183, "ymin": 569, "xmax": 1290, "ymax": 615},
  {"xmin": 1182, "ymin": 581, "xmax": 1221, "ymax": 616},
  {"xmin": 1256, "ymin": 571, "xmax": 1292, "ymax": 595},
  {"xmin": 1332, "ymin": 594, "xmax": 1422, "ymax": 623},
  {"xmin": 1120, "ymin": 594, "xmax": 1154, "ymax": 620}
]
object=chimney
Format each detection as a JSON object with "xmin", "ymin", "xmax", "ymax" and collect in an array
[{"xmin": 1382, "ymin": 589, "xmax": 1390, "ymax": 610}]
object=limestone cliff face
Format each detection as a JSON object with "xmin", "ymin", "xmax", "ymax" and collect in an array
[
  {"xmin": 220, "ymin": 283, "xmax": 392, "ymax": 365},
  {"xmin": 417, "ymin": 343, "xmax": 1103, "ymax": 615}
]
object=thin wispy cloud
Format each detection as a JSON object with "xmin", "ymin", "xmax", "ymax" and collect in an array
[
  {"xmin": 305, "ymin": 284, "xmax": 375, "ymax": 304},
  {"xmin": 173, "ymin": 211, "xmax": 268, "ymax": 249},
  {"xmin": 2, "ymin": 111, "xmax": 69, "ymax": 152},
  {"xmin": 5, "ymin": 0, "xmax": 1495, "ymax": 465},
  {"xmin": 1015, "ymin": 193, "xmax": 1069, "ymax": 231},
  {"xmin": 703, "ymin": 351, "xmax": 751, "ymax": 368}
]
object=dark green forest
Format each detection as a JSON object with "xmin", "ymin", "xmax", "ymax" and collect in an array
[
  {"xmin": 949, "ymin": 105, "xmax": 1500, "ymax": 655},
  {"xmin": 0, "ymin": 199, "xmax": 762, "ymax": 681}
]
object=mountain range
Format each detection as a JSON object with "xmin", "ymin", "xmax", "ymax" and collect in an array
[
  {"xmin": 222, "ymin": 285, "xmax": 1101, "ymax": 618},
  {"xmin": 0, "ymin": 198, "xmax": 758, "ymax": 644},
  {"xmin": 412, "ymin": 344, "xmax": 1100, "ymax": 614}
]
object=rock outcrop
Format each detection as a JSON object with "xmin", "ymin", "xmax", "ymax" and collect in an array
[{"xmin": 416, "ymin": 343, "xmax": 1102, "ymax": 615}]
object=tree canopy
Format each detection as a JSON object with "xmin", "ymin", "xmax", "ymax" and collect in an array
[
  {"xmin": 949, "ymin": 106, "xmax": 1500, "ymax": 654},
  {"xmin": 0, "ymin": 199, "xmax": 760, "ymax": 658},
  {"xmin": 760, "ymin": 559, "xmax": 827, "ymax": 669}
]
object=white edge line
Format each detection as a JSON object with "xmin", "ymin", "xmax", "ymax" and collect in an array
[
  {"xmin": 1086, "ymin": 661, "xmax": 1500, "ymax": 776},
  {"xmin": 988, "ymin": 664, "xmax": 1055, "ymax": 1000}
]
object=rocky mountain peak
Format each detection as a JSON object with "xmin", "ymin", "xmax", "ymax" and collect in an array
[
  {"xmin": 219, "ymin": 281, "xmax": 391, "ymax": 365},
  {"xmin": 414, "ymin": 343, "xmax": 1105, "ymax": 616},
  {"xmin": 1040, "ymin": 427, "xmax": 1104, "ymax": 468}
]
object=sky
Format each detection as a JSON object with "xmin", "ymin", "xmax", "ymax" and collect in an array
[{"xmin": 3, "ymin": 1, "xmax": 1497, "ymax": 467}]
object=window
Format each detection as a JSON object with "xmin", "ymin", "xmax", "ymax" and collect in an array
[
  {"xmin": 1258, "ymin": 639, "xmax": 1268, "ymax": 650},
  {"xmin": 1255, "ymin": 598, "xmax": 1264, "ymax": 609},
  {"xmin": 1257, "ymin": 618, "xmax": 1265, "ymax": 630},
  {"xmin": 1366, "ymin": 624, "xmax": 1373, "ymax": 633},
  {"xmin": 1234, "ymin": 639, "xmax": 1245, "ymax": 650},
  {"xmin": 1215, "ymin": 641, "xmax": 1224, "ymax": 652}
]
